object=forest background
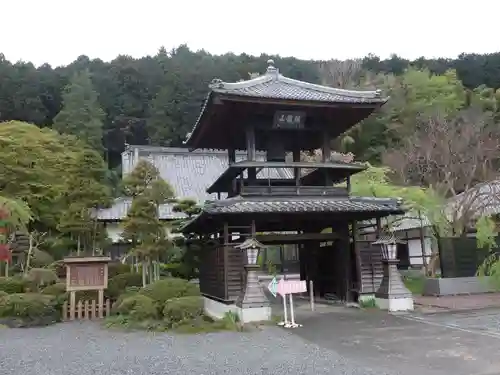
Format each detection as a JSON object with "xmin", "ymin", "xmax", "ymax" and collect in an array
[{"xmin": 2, "ymin": 46, "xmax": 500, "ymax": 265}]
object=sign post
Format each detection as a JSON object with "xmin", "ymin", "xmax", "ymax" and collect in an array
[
  {"xmin": 268, "ymin": 277, "xmax": 288, "ymax": 326},
  {"xmin": 277, "ymin": 278, "xmax": 307, "ymax": 328}
]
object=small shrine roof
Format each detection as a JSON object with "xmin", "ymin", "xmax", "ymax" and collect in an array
[
  {"xmin": 184, "ymin": 60, "xmax": 388, "ymax": 149},
  {"xmin": 181, "ymin": 196, "xmax": 404, "ymax": 233},
  {"xmin": 201, "ymin": 195, "xmax": 403, "ymax": 215}
]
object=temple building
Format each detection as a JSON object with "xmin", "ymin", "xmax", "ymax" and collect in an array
[{"xmin": 180, "ymin": 60, "xmax": 411, "ymax": 321}]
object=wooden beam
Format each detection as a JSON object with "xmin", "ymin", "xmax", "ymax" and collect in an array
[{"xmin": 255, "ymin": 232, "xmax": 339, "ymax": 244}]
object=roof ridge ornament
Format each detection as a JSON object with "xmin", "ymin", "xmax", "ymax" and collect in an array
[
  {"xmin": 209, "ymin": 78, "xmax": 224, "ymax": 89},
  {"xmin": 265, "ymin": 59, "xmax": 279, "ymax": 79}
]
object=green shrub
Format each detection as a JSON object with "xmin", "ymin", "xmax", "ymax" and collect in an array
[
  {"xmin": 0, "ymin": 277, "xmax": 28, "ymax": 294},
  {"xmin": 25, "ymin": 268, "xmax": 58, "ymax": 289},
  {"xmin": 0, "ymin": 293, "xmax": 58, "ymax": 325},
  {"xmin": 0, "ymin": 291, "xmax": 7, "ymax": 298},
  {"xmin": 108, "ymin": 263, "xmax": 132, "ymax": 278},
  {"xmin": 41, "ymin": 282, "xmax": 67, "ymax": 306},
  {"xmin": 115, "ymin": 294, "xmax": 158, "ymax": 320},
  {"xmin": 112, "ymin": 287, "xmax": 142, "ymax": 314},
  {"xmin": 106, "ymin": 272, "xmax": 143, "ymax": 299},
  {"xmin": 163, "ymin": 296, "xmax": 203, "ymax": 327},
  {"xmin": 41, "ymin": 282, "xmax": 66, "ymax": 296},
  {"xmin": 140, "ymin": 278, "xmax": 200, "ymax": 308},
  {"xmin": 30, "ymin": 249, "xmax": 55, "ymax": 268}
]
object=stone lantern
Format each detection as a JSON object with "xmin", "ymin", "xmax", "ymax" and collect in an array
[
  {"xmin": 373, "ymin": 233, "xmax": 414, "ymax": 312},
  {"xmin": 235, "ymin": 237, "xmax": 271, "ymax": 322}
]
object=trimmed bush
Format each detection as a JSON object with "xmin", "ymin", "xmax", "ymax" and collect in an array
[
  {"xmin": 41, "ymin": 282, "xmax": 66, "ymax": 296},
  {"xmin": 108, "ymin": 263, "xmax": 132, "ymax": 278},
  {"xmin": 30, "ymin": 249, "xmax": 55, "ymax": 268},
  {"xmin": 0, "ymin": 277, "xmax": 28, "ymax": 294},
  {"xmin": 112, "ymin": 286, "xmax": 142, "ymax": 314},
  {"xmin": 115, "ymin": 294, "xmax": 158, "ymax": 321},
  {"xmin": 140, "ymin": 278, "xmax": 200, "ymax": 308},
  {"xmin": 41, "ymin": 282, "xmax": 68, "ymax": 310},
  {"xmin": 25, "ymin": 268, "xmax": 58, "ymax": 289},
  {"xmin": 0, "ymin": 293, "xmax": 59, "ymax": 327},
  {"xmin": 106, "ymin": 272, "xmax": 143, "ymax": 299},
  {"xmin": 163, "ymin": 296, "xmax": 203, "ymax": 327}
]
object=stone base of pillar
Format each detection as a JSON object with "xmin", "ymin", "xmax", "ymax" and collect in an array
[
  {"xmin": 236, "ymin": 265, "xmax": 270, "ymax": 309},
  {"xmin": 376, "ymin": 296, "xmax": 414, "ymax": 312},
  {"xmin": 375, "ymin": 259, "xmax": 414, "ymax": 312},
  {"xmin": 238, "ymin": 306, "xmax": 272, "ymax": 323}
]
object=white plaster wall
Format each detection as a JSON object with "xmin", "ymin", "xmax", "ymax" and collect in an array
[
  {"xmin": 106, "ymin": 222, "xmax": 124, "ymax": 243},
  {"xmin": 408, "ymin": 238, "xmax": 432, "ymax": 266},
  {"xmin": 105, "ymin": 222, "xmax": 179, "ymax": 243}
]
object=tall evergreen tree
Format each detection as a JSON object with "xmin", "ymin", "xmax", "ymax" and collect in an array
[
  {"xmin": 53, "ymin": 69, "xmax": 105, "ymax": 152},
  {"xmin": 122, "ymin": 160, "xmax": 175, "ymax": 286}
]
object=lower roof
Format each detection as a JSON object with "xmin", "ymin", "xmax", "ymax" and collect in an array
[{"xmin": 181, "ymin": 195, "xmax": 404, "ymax": 233}]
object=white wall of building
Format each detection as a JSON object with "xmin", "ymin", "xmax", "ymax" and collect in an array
[
  {"xmin": 408, "ymin": 237, "xmax": 432, "ymax": 266},
  {"xmin": 105, "ymin": 222, "xmax": 178, "ymax": 243}
]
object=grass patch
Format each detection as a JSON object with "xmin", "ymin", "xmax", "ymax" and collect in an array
[
  {"xmin": 104, "ymin": 312, "xmax": 245, "ymax": 334},
  {"xmin": 403, "ymin": 275, "xmax": 425, "ymax": 295}
]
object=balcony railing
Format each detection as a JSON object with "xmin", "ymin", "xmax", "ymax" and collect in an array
[{"xmin": 240, "ymin": 185, "xmax": 348, "ymax": 196}]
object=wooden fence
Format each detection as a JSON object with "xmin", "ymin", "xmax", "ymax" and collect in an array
[
  {"xmin": 62, "ymin": 299, "xmax": 111, "ymax": 321},
  {"xmin": 439, "ymin": 237, "xmax": 500, "ymax": 278}
]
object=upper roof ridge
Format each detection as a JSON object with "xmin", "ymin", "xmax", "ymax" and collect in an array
[{"xmin": 207, "ymin": 59, "xmax": 383, "ymax": 99}]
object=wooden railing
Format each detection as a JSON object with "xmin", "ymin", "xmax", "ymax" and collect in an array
[
  {"xmin": 62, "ymin": 299, "xmax": 111, "ymax": 320},
  {"xmin": 240, "ymin": 185, "xmax": 348, "ymax": 196}
]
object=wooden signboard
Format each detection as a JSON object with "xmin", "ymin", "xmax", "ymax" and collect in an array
[
  {"xmin": 63, "ymin": 256, "xmax": 111, "ymax": 320},
  {"xmin": 64, "ymin": 256, "xmax": 111, "ymax": 292},
  {"xmin": 272, "ymin": 111, "xmax": 306, "ymax": 130}
]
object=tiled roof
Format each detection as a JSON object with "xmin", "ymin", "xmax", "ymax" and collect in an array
[
  {"xmin": 184, "ymin": 60, "xmax": 387, "ymax": 146},
  {"xmin": 209, "ymin": 61, "xmax": 386, "ymax": 104},
  {"xmin": 201, "ymin": 196, "xmax": 403, "ymax": 215},
  {"xmin": 95, "ymin": 197, "xmax": 185, "ymax": 221},
  {"xmin": 96, "ymin": 146, "xmax": 293, "ymax": 221}
]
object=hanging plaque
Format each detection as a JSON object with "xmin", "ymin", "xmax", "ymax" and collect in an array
[
  {"xmin": 272, "ymin": 111, "xmax": 306, "ymax": 129},
  {"xmin": 64, "ymin": 256, "xmax": 111, "ymax": 291}
]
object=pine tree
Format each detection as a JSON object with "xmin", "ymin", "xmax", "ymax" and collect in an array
[
  {"xmin": 53, "ymin": 69, "xmax": 105, "ymax": 152},
  {"xmin": 121, "ymin": 160, "xmax": 175, "ymax": 286}
]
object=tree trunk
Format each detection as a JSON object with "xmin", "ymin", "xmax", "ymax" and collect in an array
[
  {"xmin": 142, "ymin": 260, "xmax": 147, "ymax": 287},
  {"xmin": 77, "ymin": 236, "xmax": 81, "ymax": 256},
  {"xmin": 25, "ymin": 233, "xmax": 34, "ymax": 275},
  {"xmin": 418, "ymin": 210, "xmax": 428, "ymax": 272}
]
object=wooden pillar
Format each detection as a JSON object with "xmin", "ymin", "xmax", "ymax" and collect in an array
[
  {"xmin": 376, "ymin": 217, "xmax": 382, "ymax": 238},
  {"xmin": 69, "ymin": 291, "xmax": 76, "ymax": 321},
  {"xmin": 351, "ymin": 220, "xmax": 362, "ymax": 296},
  {"xmin": 346, "ymin": 175, "xmax": 351, "ymax": 194},
  {"xmin": 228, "ymin": 148, "xmax": 236, "ymax": 164},
  {"xmin": 246, "ymin": 126, "xmax": 257, "ymax": 181},
  {"xmin": 321, "ymin": 130, "xmax": 331, "ymax": 162},
  {"xmin": 98, "ymin": 289, "xmax": 104, "ymax": 318},
  {"xmin": 223, "ymin": 222, "xmax": 229, "ymax": 245}
]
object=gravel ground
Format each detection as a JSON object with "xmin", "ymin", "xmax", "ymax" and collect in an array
[{"xmin": 0, "ymin": 321, "xmax": 401, "ymax": 375}]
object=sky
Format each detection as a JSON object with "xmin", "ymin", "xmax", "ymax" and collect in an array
[{"xmin": 2, "ymin": 0, "xmax": 498, "ymax": 67}]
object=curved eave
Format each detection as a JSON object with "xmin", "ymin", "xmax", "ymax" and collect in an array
[{"xmin": 184, "ymin": 91, "xmax": 388, "ymax": 150}]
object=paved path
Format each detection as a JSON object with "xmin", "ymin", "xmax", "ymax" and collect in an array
[
  {"xmin": 292, "ymin": 307, "xmax": 500, "ymax": 375},
  {"xmin": 0, "ymin": 321, "xmax": 398, "ymax": 375}
]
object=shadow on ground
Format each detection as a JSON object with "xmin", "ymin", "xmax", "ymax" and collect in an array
[{"xmin": 288, "ymin": 307, "xmax": 500, "ymax": 375}]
